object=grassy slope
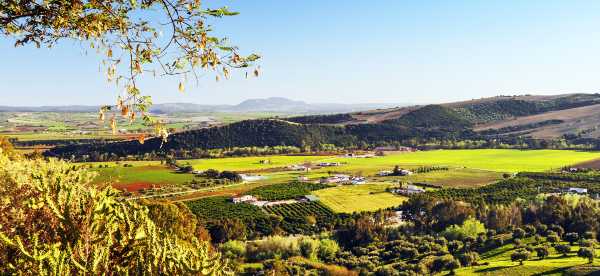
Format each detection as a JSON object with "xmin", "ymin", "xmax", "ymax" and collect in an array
[{"xmin": 454, "ymin": 239, "xmax": 600, "ymax": 276}]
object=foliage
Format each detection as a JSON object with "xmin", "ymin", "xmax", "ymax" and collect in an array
[
  {"xmin": 443, "ymin": 218, "xmax": 487, "ymax": 241},
  {"xmin": 0, "ymin": 151, "xmax": 228, "ymax": 274},
  {"xmin": 317, "ymin": 239, "xmax": 340, "ymax": 262},
  {"xmin": 577, "ymin": 247, "xmax": 595, "ymax": 263},
  {"xmin": 285, "ymin": 113, "xmax": 354, "ymax": 125},
  {"xmin": 511, "ymin": 249, "xmax": 531, "ymax": 265}
]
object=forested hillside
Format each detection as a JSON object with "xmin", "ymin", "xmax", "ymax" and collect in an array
[{"xmin": 45, "ymin": 94, "xmax": 600, "ymax": 160}]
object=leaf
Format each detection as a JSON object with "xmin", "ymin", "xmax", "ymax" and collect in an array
[
  {"xmin": 178, "ymin": 81, "xmax": 185, "ymax": 93},
  {"xmin": 137, "ymin": 134, "xmax": 146, "ymax": 144}
]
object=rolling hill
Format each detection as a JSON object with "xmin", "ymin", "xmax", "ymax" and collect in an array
[{"xmin": 45, "ymin": 93, "xmax": 600, "ymax": 160}]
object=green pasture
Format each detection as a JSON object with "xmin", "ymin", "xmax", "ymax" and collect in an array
[{"xmin": 312, "ymin": 184, "xmax": 407, "ymax": 213}]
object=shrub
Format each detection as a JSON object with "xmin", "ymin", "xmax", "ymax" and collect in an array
[
  {"xmin": 577, "ymin": 247, "xmax": 595, "ymax": 263},
  {"xmin": 0, "ymin": 153, "xmax": 226, "ymax": 274},
  {"xmin": 513, "ymin": 228, "xmax": 526, "ymax": 239},
  {"xmin": 535, "ymin": 246, "xmax": 549, "ymax": 259},
  {"xmin": 511, "ymin": 249, "xmax": 530, "ymax": 265},
  {"xmin": 564, "ymin": 232, "xmax": 579, "ymax": 245},
  {"xmin": 221, "ymin": 240, "xmax": 246, "ymax": 260},
  {"xmin": 554, "ymin": 244, "xmax": 571, "ymax": 256},
  {"xmin": 246, "ymin": 236, "xmax": 300, "ymax": 261},
  {"xmin": 458, "ymin": 252, "xmax": 480, "ymax": 267},
  {"xmin": 547, "ymin": 234, "xmax": 560, "ymax": 243},
  {"xmin": 443, "ymin": 218, "xmax": 486, "ymax": 241},
  {"xmin": 299, "ymin": 238, "xmax": 320, "ymax": 260},
  {"xmin": 318, "ymin": 239, "xmax": 340, "ymax": 262}
]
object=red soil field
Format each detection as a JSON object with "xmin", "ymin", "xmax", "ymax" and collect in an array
[{"xmin": 112, "ymin": 182, "xmax": 156, "ymax": 193}]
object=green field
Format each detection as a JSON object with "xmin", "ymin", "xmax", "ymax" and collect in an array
[
  {"xmin": 312, "ymin": 184, "xmax": 407, "ymax": 213},
  {"xmin": 326, "ymin": 149, "xmax": 600, "ymax": 174},
  {"xmin": 188, "ymin": 155, "xmax": 328, "ymax": 172},
  {"xmin": 87, "ymin": 149, "xmax": 600, "ymax": 202}
]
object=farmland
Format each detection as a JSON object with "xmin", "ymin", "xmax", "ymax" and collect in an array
[
  {"xmin": 324, "ymin": 149, "xmax": 600, "ymax": 173},
  {"xmin": 312, "ymin": 184, "xmax": 408, "ymax": 213},
  {"xmin": 87, "ymin": 149, "xmax": 600, "ymax": 204}
]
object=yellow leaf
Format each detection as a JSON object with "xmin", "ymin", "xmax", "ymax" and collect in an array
[{"xmin": 178, "ymin": 81, "xmax": 185, "ymax": 93}]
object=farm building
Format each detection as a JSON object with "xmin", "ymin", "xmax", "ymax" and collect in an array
[
  {"xmin": 378, "ymin": 171, "xmax": 393, "ymax": 176},
  {"xmin": 398, "ymin": 169, "xmax": 413, "ymax": 176},
  {"xmin": 320, "ymin": 174, "xmax": 351, "ymax": 184},
  {"xmin": 240, "ymin": 174, "xmax": 266, "ymax": 182},
  {"xmin": 393, "ymin": 185, "xmax": 425, "ymax": 195},
  {"xmin": 568, "ymin": 187, "xmax": 588, "ymax": 194},
  {"xmin": 288, "ymin": 164, "xmax": 311, "ymax": 171},
  {"xmin": 231, "ymin": 195, "xmax": 257, "ymax": 204},
  {"xmin": 304, "ymin": 195, "xmax": 320, "ymax": 202},
  {"xmin": 318, "ymin": 162, "xmax": 340, "ymax": 167},
  {"xmin": 351, "ymin": 177, "xmax": 366, "ymax": 185}
]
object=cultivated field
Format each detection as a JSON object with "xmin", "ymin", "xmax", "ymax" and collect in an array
[
  {"xmin": 312, "ymin": 184, "xmax": 407, "ymax": 213},
  {"xmin": 325, "ymin": 149, "xmax": 600, "ymax": 173},
  {"xmin": 88, "ymin": 149, "xmax": 600, "ymax": 204}
]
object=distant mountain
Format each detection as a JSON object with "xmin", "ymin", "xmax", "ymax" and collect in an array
[{"xmin": 0, "ymin": 97, "xmax": 405, "ymax": 114}]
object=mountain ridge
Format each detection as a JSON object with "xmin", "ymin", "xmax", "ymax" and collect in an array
[{"xmin": 0, "ymin": 97, "xmax": 406, "ymax": 114}]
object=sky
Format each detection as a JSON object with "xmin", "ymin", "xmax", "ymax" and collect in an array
[{"xmin": 2, "ymin": 0, "xmax": 600, "ymax": 106}]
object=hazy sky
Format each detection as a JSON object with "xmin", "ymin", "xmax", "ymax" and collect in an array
[{"xmin": 2, "ymin": 0, "xmax": 600, "ymax": 106}]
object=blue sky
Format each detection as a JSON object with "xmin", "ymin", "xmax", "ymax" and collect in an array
[{"xmin": 2, "ymin": 0, "xmax": 600, "ymax": 106}]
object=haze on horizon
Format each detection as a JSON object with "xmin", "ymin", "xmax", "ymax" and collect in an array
[{"xmin": 2, "ymin": 0, "xmax": 600, "ymax": 106}]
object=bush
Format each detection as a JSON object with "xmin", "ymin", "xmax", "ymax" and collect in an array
[
  {"xmin": 246, "ymin": 236, "xmax": 300, "ymax": 261},
  {"xmin": 564, "ymin": 232, "xmax": 579, "ymax": 245},
  {"xmin": 0, "ymin": 154, "xmax": 225, "ymax": 274},
  {"xmin": 299, "ymin": 238, "xmax": 320, "ymax": 260},
  {"xmin": 511, "ymin": 249, "xmax": 530, "ymax": 265},
  {"xmin": 443, "ymin": 218, "xmax": 486, "ymax": 241},
  {"xmin": 547, "ymin": 234, "xmax": 560, "ymax": 243},
  {"xmin": 458, "ymin": 252, "xmax": 480, "ymax": 267},
  {"xmin": 513, "ymin": 228, "xmax": 526, "ymax": 239},
  {"xmin": 318, "ymin": 239, "xmax": 340, "ymax": 262},
  {"xmin": 221, "ymin": 240, "xmax": 246, "ymax": 260},
  {"xmin": 535, "ymin": 246, "xmax": 549, "ymax": 259},
  {"xmin": 554, "ymin": 244, "xmax": 571, "ymax": 256},
  {"xmin": 577, "ymin": 247, "xmax": 595, "ymax": 263}
]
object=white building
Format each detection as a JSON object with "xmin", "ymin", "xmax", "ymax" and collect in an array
[
  {"xmin": 231, "ymin": 195, "xmax": 257, "ymax": 204},
  {"xmin": 378, "ymin": 171, "xmax": 393, "ymax": 176},
  {"xmin": 568, "ymin": 187, "xmax": 588, "ymax": 194}
]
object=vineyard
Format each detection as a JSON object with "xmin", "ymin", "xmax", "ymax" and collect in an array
[
  {"xmin": 264, "ymin": 202, "xmax": 340, "ymax": 234},
  {"xmin": 246, "ymin": 182, "xmax": 332, "ymax": 200}
]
